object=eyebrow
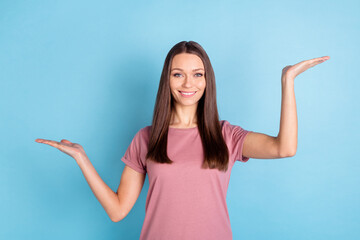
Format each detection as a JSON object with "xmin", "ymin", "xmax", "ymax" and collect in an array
[{"xmin": 171, "ymin": 68, "xmax": 204, "ymax": 72}]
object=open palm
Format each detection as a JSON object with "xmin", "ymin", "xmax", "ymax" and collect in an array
[
  {"xmin": 35, "ymin": 138, "xmax": 86, "ymax": 160},
  {"xmin": 282, "ymin": 56, "xmax": 330, "ymax": 80}
]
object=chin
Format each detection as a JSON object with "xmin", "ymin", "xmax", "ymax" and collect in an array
[{"xmin": 178, "ymin": 101, "xmax": 199, "ymax": 106}]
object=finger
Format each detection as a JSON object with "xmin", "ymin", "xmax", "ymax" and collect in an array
[
  {"xmin": 319, "ymin": 56, "xmax": 330, "ymax": 63},
  {"xmin": 61, "ymin": 139, "xmax": 72, "ymax": 144},
  {"xmin": 310, "ymin": 56, "xmax": 330, "ymax": 67},
  {"xmin": 296, "ymin": 56, "xmax": 329, "ymax": 69},
  {"xmin": 35, "ymin": 139, "xmax": 61, "ymax": 148},
  {"xmin": 299, "ymin": 56, "xmax": 330, "ymax": 65},
  {"xmin": 321, "ymin": 56, "xmax": 330, "ymax": 60},
  {"xmin": 310, "ymin": 56, "xmax": 330, "ymax": 64}
]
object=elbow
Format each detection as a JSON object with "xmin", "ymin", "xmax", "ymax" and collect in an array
[
  {"xmin": 286, "ymin": 151, "xmax": 296, "ymax": 158},
  {"xmin": 277, "ymin": 139, "xmax": 297, "ymax": 158},
  {"xmin": 280, "ymin": 149, "xmax": 297, "ymax": 158},
  {"xmin": 279, "ymin": 147, "xmax": 297, "ymax": 158},
  {"xmin": 110, "ymin": 215, "xmax": 122, "ymax": 223},
  {"xmin": 288, "ymin": 147, "xmax": 297, "ymax": 157},
  {"xmin": 110, "ymin": 216, "xmax": 121, "ymax": 223},
  {"xmin": 110, "ymin": 212, "xmax": 126, "ymax": 223}
]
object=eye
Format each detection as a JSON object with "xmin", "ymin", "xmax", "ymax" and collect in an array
[
  {"xmin": 195, "ymin": 73, "xmax": 203, "ymax": 77},
  {"xmin": 173, "ymin": 73, "xmax": 182, "ymax": 77}
]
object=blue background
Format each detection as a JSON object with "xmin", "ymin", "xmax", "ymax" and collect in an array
[{"xmin": 1, "ymin": 0, "xmax": 359, "ymax": 239}]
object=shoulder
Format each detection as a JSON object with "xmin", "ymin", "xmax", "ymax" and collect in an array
[
  {"xmin": 220, "ymin": 119, "xmax": 246, "ymax": 129},
  {"xmin": 139, "ymin": 125, "xmax": 152, "ymax": 134},
  {"xmin": 135, "ymin": 125, "xmax": 152, "ymax": 141},
  {"xmin": 220, "ymin": 120, "xmax": 232, "ymax": 139},
  {"xmin": 220, "ymin": 119, "xmax": 236, "ymax": 132},
  {"xmin": 128, "ymin": 125, "xmax": 151, "ymax": 143},
  {"xmin": 127, "ymin": 126, "xmax": 151, "ymax": 152},
  {"xmin": 220, "ymin": 119, "xmax": 248, "ymax": 137},
  {"xmin": 220, "ymin": 119, "xmax": 229, "ymax": 128}
]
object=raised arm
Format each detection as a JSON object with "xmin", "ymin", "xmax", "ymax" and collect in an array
[
  {"xmin": 242, "ymin": 56, "xmax": 330, "ymax": 159},
  {"xmin": 35, "ymin": 138, "xmax": 145, "ymax": 222}
]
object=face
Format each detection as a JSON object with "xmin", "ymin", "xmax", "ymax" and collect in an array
[{"xmin": 169, "ymin": 53, "xmax": 206, "ymax": 107}]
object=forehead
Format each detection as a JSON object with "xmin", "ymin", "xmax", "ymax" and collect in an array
[{"xmin": 171, "ymin": 53, "xmax": 204, "ymax": 70}]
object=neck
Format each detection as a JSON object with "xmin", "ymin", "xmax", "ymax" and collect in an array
[{"xmin": 170, "ymin": 103, "xmax": 198, "ymax": 128}]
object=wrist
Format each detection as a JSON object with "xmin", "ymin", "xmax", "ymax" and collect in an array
[
  {"xmin": 281, "ymin": 76, "xmax": 295, "ymax": 86},
  {"xmin": 75, "ymin": 154, "xmax": 90, "ymax": 166}
]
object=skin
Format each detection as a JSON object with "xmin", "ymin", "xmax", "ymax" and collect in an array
[
  {"xmin": 169, "ymin": 53, "xmax": 206, "ymax": 128},
  {"xmin": 243, "ymin": 55, "xmax": 330, "ymax": 158},
  {"xmin": 34, "ymin": 54, "xmax": 330, "ymax": 222}
]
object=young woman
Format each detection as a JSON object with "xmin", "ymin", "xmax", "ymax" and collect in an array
[{"xmin": 35, "ymin": 41, "xmax": 329, "ymax": 239}]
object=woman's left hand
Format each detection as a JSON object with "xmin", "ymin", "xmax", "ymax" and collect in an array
[{"xmin": 282, "ymin": 56, "xmax": 330, "ymax": 81}]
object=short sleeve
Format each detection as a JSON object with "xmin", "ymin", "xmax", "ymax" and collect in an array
[
  {"xmin": 121, "ymin": 129, "xmax": 147, "ymax": 174},
  {"xmin": 222, "ymin": 120, "xmax": 252, "ymax": 163},
  {"xmin": 233, "ymin": 125, "xmax": 252, "ymax": 162}
]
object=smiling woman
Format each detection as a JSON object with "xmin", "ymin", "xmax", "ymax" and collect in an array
[
  {"xmin": 35, "ymin": 40, "xmax": 330, "ymax": 240},
  {"xmin": 146, "ymin": 41, "xmax": 231, "ymax": 172},
  {"xmin": 170, "ymin": 53, "xmax": 206, "ymax": 112}
]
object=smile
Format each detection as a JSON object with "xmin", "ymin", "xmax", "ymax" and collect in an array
[{"xmin": 179, "ymin": 91, "xmax": 197, "ymax": 97}]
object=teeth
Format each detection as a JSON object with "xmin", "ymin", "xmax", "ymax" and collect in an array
[{"xmin": 180, "ymin": 91, "xmax": 196, "ymax": 95}]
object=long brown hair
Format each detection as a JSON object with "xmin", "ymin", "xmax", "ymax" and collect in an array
[{"xmin": 146, "ymin": 41, "xmax": 230, "ymax": 172}]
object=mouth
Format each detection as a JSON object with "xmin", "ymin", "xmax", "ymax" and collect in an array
[{"xmin": 178, "ymin": 91, "xmax": 197, "ymax": 97}]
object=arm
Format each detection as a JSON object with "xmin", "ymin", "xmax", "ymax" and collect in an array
[
  {"xmin": 35, "ymin": 138, "xmax": 146, "ymax": 222},
  {"xmin": 76, "ymin": 156, "xmax": 146, "ymax": 222},
  {"xmin": 242, "ymin": 78, "xmax": 297, "ymax": 159},
  {"xmin": 277, "ymin": 77, "xmax": 297, "ymax": 157},
  {"xmin": 115, "ymin": 165, "xmax": 146, "ymax": 221},
  {"xmin": 242, "ymin": 56, "xmax": 330, "ymax": 159},
  {"xmin": 75, "ymin": 155, "xmax": 123, "ymax": 221}
]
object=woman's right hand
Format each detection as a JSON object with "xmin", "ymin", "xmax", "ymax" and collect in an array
[{"xmin": 35, "ymin": 138, "xmax": 87, "ymax": 161}]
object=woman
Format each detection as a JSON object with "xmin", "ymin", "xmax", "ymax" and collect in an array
[{"xmin": 35, "ymin": 41, "xmax": 329, "ymax": 239}]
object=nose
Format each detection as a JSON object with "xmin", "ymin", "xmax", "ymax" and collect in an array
[{"xmin": 183, "ymin": 75, "xmax": 193, "ymax": 88}]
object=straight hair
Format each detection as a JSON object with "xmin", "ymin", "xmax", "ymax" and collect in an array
[{"xmin": 146, "ymin": 41, "xmax": 230, "ymax": 172}]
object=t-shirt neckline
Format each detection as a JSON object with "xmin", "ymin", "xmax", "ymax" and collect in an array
[{"xmin": 169, "ymin": 126, "xmax": 198, "ymax": 131}]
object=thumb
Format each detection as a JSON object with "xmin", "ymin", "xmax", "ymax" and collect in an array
[{"xmin": 61, "ymin": 139, "xmax": 73, "ymax": 144}]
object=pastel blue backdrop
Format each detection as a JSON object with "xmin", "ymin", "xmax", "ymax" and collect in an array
[{"xmin": 1, "ymin": 0, "xmax": 359, "ymax": 239}]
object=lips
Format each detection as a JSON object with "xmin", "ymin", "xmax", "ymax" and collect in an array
[
  {"xmin": 178, "ymin": 90, "xmax": 197, "ymax": 97},
  {"xmin": 179, "ymin": 91, "xmax": 197, "ymax": 93}
]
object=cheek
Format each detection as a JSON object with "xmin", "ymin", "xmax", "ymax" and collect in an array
[
  {"xmin": 169, "ymin": 79, "xmax": 177, "ymax": 91},
  {"xmin": 198, "ymin": 79, "xmax": 206, "ymax": 90}
]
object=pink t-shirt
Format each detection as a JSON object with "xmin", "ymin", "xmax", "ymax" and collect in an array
[{"xmin": 121, "ymin": 120, "xmax": 252, "ymax": 240}]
